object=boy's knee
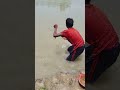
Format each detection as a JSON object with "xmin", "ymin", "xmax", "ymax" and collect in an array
[{"xmin": 67, "ymin": 46, "xmax": 74, "ymax": 52}]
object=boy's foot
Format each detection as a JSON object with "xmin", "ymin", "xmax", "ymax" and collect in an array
[{"xmin": 78, "ymin": 73, "xmax": 85, "ymax": 88}]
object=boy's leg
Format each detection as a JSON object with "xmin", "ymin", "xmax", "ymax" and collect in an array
[
  {"xmin": 85, "ymin": 45, "xmax": 111, "ymax": 82},
  {"xmin": 85, "ymin": 45, "xmax": 96, "ymax": 82},
  {"xmin": 74, "ymin": 46, "xmax": 85, "ymax": 60},
  {"xmin": 86, "ymin": 43, "xmax": 120, "ymax": 82},
  {"xmin": 85, "ymin": 45, "xmax": 94, "ymax": 58},
  {"xmin": 95, "ymin": 43, "xmax": 120, "ymax": 82},
  {"xmin": 85, "ymin": 55, "xmax": 94, "ymax": 82},
  {"xmin": 66, "ymin": 46, "xmax": 74, "ymax": 61},
  {"xmin": 66, "ymin": 50, "xmax": 76, "ymax": 61},
  {"xmin": 66, "ymin": 46, "xmax": 84, "ymax": 61},
  {"xmin": 98, "ymin": 43, "xmax": 120, "ymax": 72},
  {"xmin": 67, "ymin": 46, "xmax": 74, "ymax": 53}
]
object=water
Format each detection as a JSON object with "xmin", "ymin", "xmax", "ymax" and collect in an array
[{"xmin": 35, "ymin": 0, "xmax": 85, "ymax": 79}]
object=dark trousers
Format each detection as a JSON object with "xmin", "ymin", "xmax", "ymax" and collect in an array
[
  {"xmin": 86, "ymin": 43, "xmax": 120, "ymax": 82},
  {"xmin": 66, "ymin": 45, "xmax": 84, "ymax": 61}
]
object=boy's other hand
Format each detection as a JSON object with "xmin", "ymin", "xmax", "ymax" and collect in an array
[{"xmin": 53, "ymin": 24, "xmax": 58, "ymax": 29}]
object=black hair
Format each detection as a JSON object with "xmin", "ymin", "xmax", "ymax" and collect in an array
[
  {"xmin": 85, "ymin": 0, "xmax": 91, "ymax": 4},
  {"xmin": 66, "ymin": 18, "xmax": 74, "ymax": 28}
]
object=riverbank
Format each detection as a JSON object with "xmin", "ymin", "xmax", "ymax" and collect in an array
[{"xmin": 35, "ymin": 71, "xmax": 84, "ymax": 90}]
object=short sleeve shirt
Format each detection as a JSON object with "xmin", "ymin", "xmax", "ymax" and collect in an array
[{"xmin": 61, "ymin": 28, "xmax": 84, "ymax": 51}]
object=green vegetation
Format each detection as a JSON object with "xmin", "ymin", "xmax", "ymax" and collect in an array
[{"xmin": 39, "ymin": 87, "xmax": 47, "ymax": 90}]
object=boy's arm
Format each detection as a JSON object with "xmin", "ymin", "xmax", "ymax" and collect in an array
[
  {"xmin": 53, "ymin": 28, "xmax": 62, "ymax": 38},
  {"xmin": 53, "ymin": 24, "xmax": 62, "ymax": 38}
]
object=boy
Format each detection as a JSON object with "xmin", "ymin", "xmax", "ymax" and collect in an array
[
  {"xmin": 53, "ymin": 18, "xmax": 84, "ymax": 61},
  {"xmin": 85, "ymin": 0, "xmax": 120, "ymax": 82}
]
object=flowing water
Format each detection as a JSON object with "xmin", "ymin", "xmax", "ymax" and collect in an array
[{"xmin": 35, "ymin": 0, "xmax": 85, "ymax": 79}]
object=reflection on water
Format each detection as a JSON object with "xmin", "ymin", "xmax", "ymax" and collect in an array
[
  {"xmin": 35, "ymin": 0, "xmax": 85, "ymax": 79},
  {"xmin": 36, "ymin": 0, "xmax": 71, "ymax": 11}
]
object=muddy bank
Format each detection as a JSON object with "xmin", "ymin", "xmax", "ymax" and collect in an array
[{"xmin": 35, "ymin": 72, "xmax": 84, "ymax": 90}]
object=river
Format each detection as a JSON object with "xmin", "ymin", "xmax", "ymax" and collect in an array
[{"xmin": 35, "ymin": 0, "xmax": 85, "ymax": 79}]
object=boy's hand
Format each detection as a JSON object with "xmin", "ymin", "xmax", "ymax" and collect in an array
[
  {"xmin": 53, "ymin": 24, "xmax": 61, "ymax": 38},
  {"xmin": 53, "ymin": 24, "xmax": 58, "ymax": 29}
]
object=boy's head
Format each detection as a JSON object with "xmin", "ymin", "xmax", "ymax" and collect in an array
[
  {"xmin": 66, "ymin": 18, "xmax": 74, "ymax": 28},
  {"xmin": 85, "ymin": 0, "xmax": 91, "ymax": 4}
]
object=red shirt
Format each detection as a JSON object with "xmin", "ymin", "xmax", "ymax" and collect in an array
[
  {"xmin": 61, "ymin": 28, "xmax": 84, "ymax": 51},
  {"xmin": 86, "ymin": 4, "xmax": 119, "ymax": 80},
  {"xmin": 86, "ymin": 4, "xmax": 119, "ymax": 56}
]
